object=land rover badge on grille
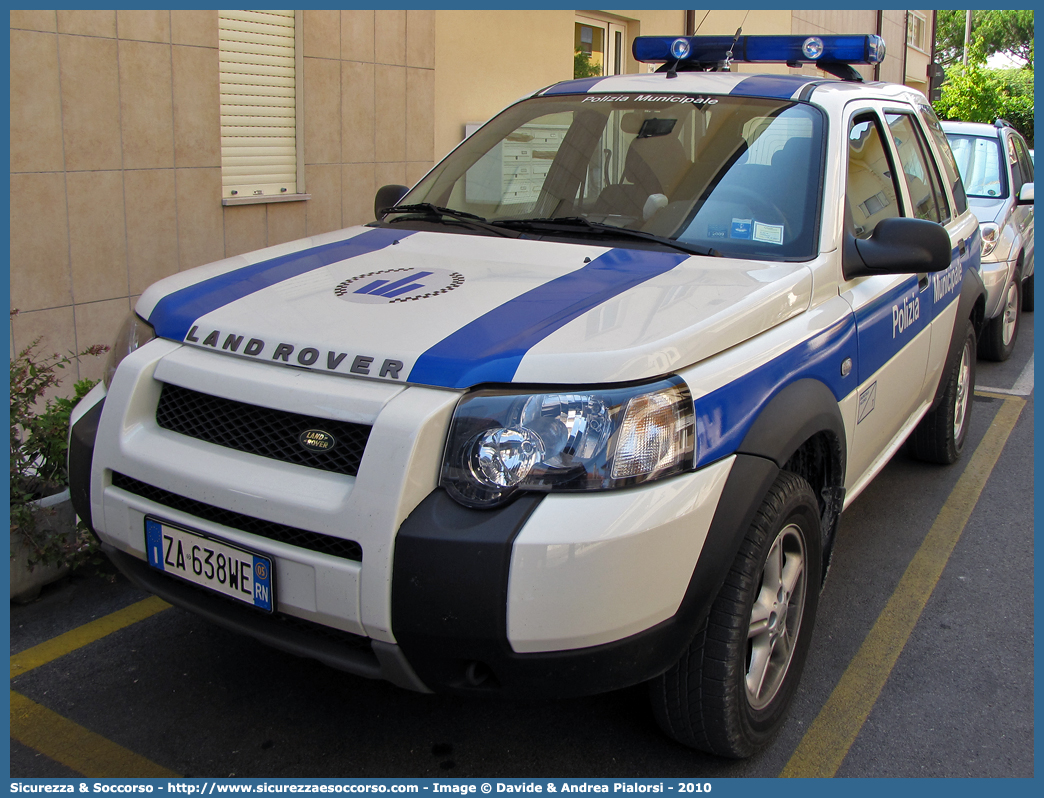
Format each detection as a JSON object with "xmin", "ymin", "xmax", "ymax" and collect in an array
[{"xmin": 299, "ymin": 429, "xmax": 336, "ymax": 452}]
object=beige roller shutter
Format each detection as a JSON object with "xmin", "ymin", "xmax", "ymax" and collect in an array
[{"xmin": 219, "ymin": 10, "xmax": 303, "ymax": 200}]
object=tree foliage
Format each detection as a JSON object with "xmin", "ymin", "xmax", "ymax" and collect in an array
[
  {"xmin": 936, "ymin": 10, "xmax": 1033, "ymax": 68},
  {"xmin": 574, "ymin": 49, "xmax": 601, "ymax": 79},
  {"xmin": 933, "ymin": 51, "xmax": 1034, "ymax": 147},
  {"xmin": 989, "ymin": 68, "xmax": 1034, "ymax": 147}
]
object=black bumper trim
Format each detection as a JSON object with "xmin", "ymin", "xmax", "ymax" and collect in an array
[
  {"xmin": 68, "ymin": 397, "xmax": 104, "ymax": 535},
  {"xmin": 111, "ymin": 471, "xmax": 363, "ymax": 562},
  {"xmin": 391, "ymin": 456, "xmax": 780, "ymax": 699},
  {"xmin": 103, "ymin": 544, "xmax": 429, "ymax": 692}
]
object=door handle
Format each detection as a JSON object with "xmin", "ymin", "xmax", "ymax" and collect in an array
[{"xmin": 958, "ymin": 238, "xmax": 966, "ymax": 256}]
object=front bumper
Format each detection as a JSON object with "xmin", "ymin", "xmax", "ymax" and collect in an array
[{"xmin": 69, "ymin": 341, "xmax": 773, "ymax": 697}]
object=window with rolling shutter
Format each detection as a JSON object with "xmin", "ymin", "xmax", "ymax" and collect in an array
[{"xmin": 219, "ymin": 10, "xmax": 306, "ymax": 203}]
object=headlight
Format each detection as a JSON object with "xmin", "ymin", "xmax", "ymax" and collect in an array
[
  {"xmin": 980, "ymin": 222, "xmax": 1001, "ymax": 259},
  {"xmin": 441, "ymin": 377, "xmax": 695, "ymax": 508},
  {"xmin": 104, "ymin": 313, "xmax": 156, "ymax": 389}
]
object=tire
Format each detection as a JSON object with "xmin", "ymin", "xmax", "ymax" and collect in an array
[
  {"xmin": 649, "ymin": 471, "xmax": 822, "ymax": 758},
  {"xmin": 908, "ymin": 320, "xmax": 976, "ymax": 465},
  {"xmin": 977, "ymin": 270, "xmax": 1020, "ymax": 361},
  {"xmin": 1022, "ymin": 272, "xmax": 1034, "ymax": 313}
]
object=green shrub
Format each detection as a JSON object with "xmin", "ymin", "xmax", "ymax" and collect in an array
[{"xmin": 10, "ymin": 312, "xmax": 108, "ymax": 570}]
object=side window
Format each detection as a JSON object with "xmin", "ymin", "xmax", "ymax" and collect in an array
[
  {"xmin": 847, "ymin": 114, "xmax": 901, "ymax": 239},
  {"xmin": 918, "ymin": 103, "xmax": 968, "ymax": 214},
  {"xmin": 886, "ymin": 112, "xmax": 949, "ymax": 223},
  {"xmin": 1007, "ymin": 135, "xmax": 1025, "ymax": 193},
  {"xmin": 1013, "ymin": 135, "xmax": 1034, "ymax": 184}
]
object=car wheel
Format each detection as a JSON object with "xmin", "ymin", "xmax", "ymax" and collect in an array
[
  {"xmin": 978, "ymin": 271, "xmax": 1020, "ymax": 361},
  {"xmin": 649, "ymin": 471, "xmax": 821, "ymax": 758},
  {"xmin": 908, "ymin": 320, "xmax": 976, "ymax": 465},
  {"xmin": 1022, "ymin": 272, "xmax": 1034, "ymax": 313}
]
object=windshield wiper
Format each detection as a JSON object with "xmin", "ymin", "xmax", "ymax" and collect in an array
[
  {"xmin": 491, "ymin": 216, "xmax": 719, "ymax": 257},
  {"xmin": 380, "ymin": 203, "xmax": 518, "ymax": 238}
]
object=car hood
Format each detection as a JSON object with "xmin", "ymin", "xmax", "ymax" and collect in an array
[
  {"xmin": 137, "ymin": 226, "xmax": 812, "ymax": 389},
  {"xmin": 967, "ymin": 196, "xmax": 1008, "ymax": 226}
]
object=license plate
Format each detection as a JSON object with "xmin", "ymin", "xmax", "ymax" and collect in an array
[{"xmin": 145, "ymin": 517, "xmax": 274, "ymax": 612}]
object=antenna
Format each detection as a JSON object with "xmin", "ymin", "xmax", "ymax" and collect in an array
[{"xmin": 722, "ymin": 27, "xmax": 742, "ymax": 71}]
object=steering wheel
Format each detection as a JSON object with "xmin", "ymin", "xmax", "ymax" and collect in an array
[{"xmin": 710, "ymin": 185, "xmax": 787, "ymax": 225}]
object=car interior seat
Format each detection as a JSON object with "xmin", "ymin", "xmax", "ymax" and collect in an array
[{"xmin": 594, "ymin": 113, "xmax": 691, "ymax": 222}]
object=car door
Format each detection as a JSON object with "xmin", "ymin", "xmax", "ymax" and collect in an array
[
  {"xmin": 840, "ymin": 106, "xmax": 934, "ymax": 490},
  {"xmin": 1009, "ymin": 133, "xmax": 1035, "ymax": 274},
  {"xmin": 882, "ymin": 109, "xmax": 979, "ymax": 398}
]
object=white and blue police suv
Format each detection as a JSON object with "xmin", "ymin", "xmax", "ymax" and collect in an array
[{"xmin": 70, "ymin": 35, "xmax": 984, "ymax": 757}]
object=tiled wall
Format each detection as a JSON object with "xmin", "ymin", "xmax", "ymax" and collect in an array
[
  {"xmin": 879, "ymin": 13, "xmax": 911, "ymax": 85},
  {"xmin": 9, "ymin": 9, "xmax": 436, "ymax": 389}
]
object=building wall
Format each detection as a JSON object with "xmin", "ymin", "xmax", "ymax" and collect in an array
[
  {"xmin": 8, "ymin": 9, "xmax": 436, "ymax": 386},
  {"xmin": 876, "ymin": 12, "xmax": 907, "ymax": 85},
  {"xmin": 9, "ymin": 8, "xmax": 934, "ymax": 392},
  {"xmin": 433, "ymin": 10, "xmax": 575, "ymax": 164},
  {"xmin": 791, "ymin": 9, "xmax": 935, "ymax": 86},
  {"xmin": 902, "ymin": 12, "xmax": 934, "ymax": 94},
  {"xmin": 432, "ymin": 10, "xmax": 689, "ymax": 161}
]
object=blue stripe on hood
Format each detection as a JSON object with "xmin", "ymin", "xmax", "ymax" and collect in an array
[
  {"xmin": 729, "ymin": 74, "xmax": 815, "ymax": 99},
  {"xmin": 408, "ymin": 248, "xmax": 689, "ymax": 389},
  {"xmin": 148, "ymin": 228, "xmax": 407, "ymax": 341}
]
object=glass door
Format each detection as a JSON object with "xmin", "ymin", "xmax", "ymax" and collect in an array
[{"xmin": 575, "ymin": 16, "xmax": 627, "ymax": 78}]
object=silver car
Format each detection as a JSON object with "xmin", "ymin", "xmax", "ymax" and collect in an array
[{"xmin": 943, "ymin": 119, "xmax": 1035, "ymax": 360}]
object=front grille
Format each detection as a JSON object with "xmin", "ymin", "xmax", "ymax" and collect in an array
[
  {"xmin": 112, "ymin": 472, "xmax": 362, "ymax": 562},
  {"xmin": 156, "ymin": 383, "xmax": 370, "ymax": 477}
]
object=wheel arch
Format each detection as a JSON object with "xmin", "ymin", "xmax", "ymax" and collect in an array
[
  {"xmin": 643, "ymin": 380, "xmax": 846, "ymax": 675},
  {"xmin": 1017, "ymin": 245, "xmax": 1033, "ymax": 280},
  {"xmin": 933, "ymin": 268, "xmax": 986, "ymax": 411},
  {"xmin": 1013, "ymin": 248, "xmax": 1029, "ymax": 287},
  {"xmin": 735, "ymin": 378, "xmax": 847, "ymax": 579}
]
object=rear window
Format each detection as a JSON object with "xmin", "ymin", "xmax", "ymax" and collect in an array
[{"xmin": 946, "ymin": 134, "xmax": 1007, "ymax": 199}]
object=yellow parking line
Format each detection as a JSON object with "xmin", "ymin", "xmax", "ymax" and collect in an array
[
  {"xmin": 11, "ymin": 595, "xmax": 171, "ymax": 679},
  {"xmin": 10, "ymin": 690, "xmax": 180, "ymax": 777},
  {"xmin": 781, "ymin": 395, "xmax": 1026, "ymax": 778},
  {"xmin": 975, "ymin": 389, "xmax": 1016, "ymax": 400}
]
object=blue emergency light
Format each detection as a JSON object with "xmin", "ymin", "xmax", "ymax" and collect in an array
[{"xmin": 633, "ymin": 34, "xmax": 886, "ymax": 68}]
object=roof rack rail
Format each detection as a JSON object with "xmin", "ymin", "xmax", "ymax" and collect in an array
[{"xmin": 995, "ymin": 118, "xmax": 1013, "ymax": 129}]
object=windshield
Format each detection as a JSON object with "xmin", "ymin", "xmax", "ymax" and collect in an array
[
  {"xmin": 394, "ymin": 93, "xmax": 825, "ymax": 261},
  {"xmin": 946, "ymin": 134, "xmax": 1007, "ymax": 199}
]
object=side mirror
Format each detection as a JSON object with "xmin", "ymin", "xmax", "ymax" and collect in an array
[
  {"xmin": 374, "ymin": 184, "xmax": 409, "ymax": 220},
  {"xmin": 842, "ymin": 217, "xmax": 952, "ymax": 280},
  {"xmin": 1017, "ymin": 182, "xmax": 1034, "ymax": 205}
]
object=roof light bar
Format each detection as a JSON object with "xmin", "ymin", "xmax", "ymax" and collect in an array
[{"xmin": 633, "ymin": 34, "xmax": 886, "ymax": 67}]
